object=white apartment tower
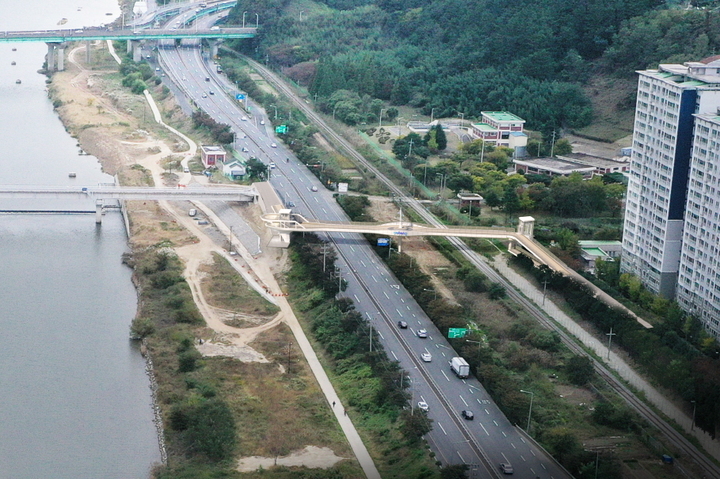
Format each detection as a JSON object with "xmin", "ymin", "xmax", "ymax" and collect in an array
[{"xmin": 622, "ymin": 57, "xmax": 720, "ymax": 337}]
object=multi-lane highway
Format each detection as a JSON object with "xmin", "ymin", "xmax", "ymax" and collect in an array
[{"xmin": 153, "ymin": 7, "xmax": 571, "ymax": 479}]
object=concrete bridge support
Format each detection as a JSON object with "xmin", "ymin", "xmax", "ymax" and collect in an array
[
  {"xmin": 95, "ymin": 199, "xmax": 104, "ymax": 224},
  {"xmin": 127, "ymin": 39, "xmax": 132, "ymax": 55},
  {"xmin": 131, "ymin": 40, "xmax": 142, "ymax": 62},
  {"xmin": 45, "ymin": 42, "xmax": 66, "ymax": 72},
  {"xmin": 85, "ymin": 40, "xmax": 92, "ymax": 64},
  {"xmin": 209, "ymin": 39, "xmax": 222, "ymax": 59}
]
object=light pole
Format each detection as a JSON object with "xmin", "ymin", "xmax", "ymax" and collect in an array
[
  {"xmin": 466, "ymin": 339, "xmax": 482, "ymax": 355},
  {"xmin": 270, "ymin": 104, "xmax": 278, "ymax": 120},
  {"xmin": 422, "ymin": 288, "xmax": 437, "ymax": 300},
  {"xmin": 299, "ymin": 10, "xmax": 304, "ymax": 21},
  {"xmin": 606, "ymin": 327, "xmax": 616, "ymax": 360},
  {"xmin": 520, "ymin": 389, "xmax": 534, "ymax": 434},
  {"xmin": 458, "ymin": 112, "xmax": 464, "ymax": 128},
  {"xmin": 242, "ymin": 11, "xmax": 247, "ymax": 28},
  {"xmin": 379, "ymin": 108, "xmax": 387, "ymax": 128},
  {"xmin": 367, "ymin": 312, "xmax": 374, "ymax": 352},
  {"xmin": 256, "ymin": 13, "xmax": 260, "ymax": 27},
  {"xmin": 430, "ymin": 107, "xmax": 436, "ymax": 123},
  {"xmin": 691, "ymin": 400, "xmax": 697, "ymax": 431},
  {"xmin": 333, "ymin": 104, "xmax": 338, "ymax": 120}
]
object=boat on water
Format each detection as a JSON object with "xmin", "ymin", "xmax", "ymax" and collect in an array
[
  {"xmin": 11, "ymin": 61, "xmax": 16, "ymax": 65},
  {"xmin": 68, "ymin": 172, "xmax": 77, "ymax": 178},
  {"xmin": 15, "ymin": 79, "xmax": 21, "ymax": 84},
  {"xmin": 58, "ymin": 18, "xmax": 68, "ymax": 25}
]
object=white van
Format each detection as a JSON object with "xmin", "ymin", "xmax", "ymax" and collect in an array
[{"xmin": 188, "ymin": 208, "xmax": 197, "ymax": 217}]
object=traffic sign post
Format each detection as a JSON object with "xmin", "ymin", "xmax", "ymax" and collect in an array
[
  {"xmin": 235, "ymin": 93, "xmax": 246, "ymax": 100},
  {"xmin": 448, "ymin": 328, "xmax": 468, "ymax": 339},
  {"xmin": 275, "ymin": 125, "xmax": 288, "ymax": 134}
]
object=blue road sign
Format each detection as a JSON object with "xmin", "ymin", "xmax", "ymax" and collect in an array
[
  {"xmin": 377, "ymin": 238, "xmax": 390, "ymax": 246},
  {"xmin": 236, "ymin": 94, "xmax": 245, "ymax": 100}
]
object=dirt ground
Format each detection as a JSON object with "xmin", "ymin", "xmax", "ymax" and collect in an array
[{"xmin": 51, "ymin": 41, "xmax": 346, "ymax": 470}]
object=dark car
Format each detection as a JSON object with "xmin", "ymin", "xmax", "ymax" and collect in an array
[
  {"xmin": 397, "ymin": 320, "xmax": 408, "ymax": 329},
  {"xmin": 461, "ymin": 410, "xmax": 474, "ymax": 420},
  {"xmin": 499, "ymin": 463, "xmax": 514, "ymax": 474}
]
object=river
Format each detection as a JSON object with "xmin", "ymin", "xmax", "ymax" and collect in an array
[{"xmin": 0, "ymin": 1, "xmax": 162, "ymax": 478}]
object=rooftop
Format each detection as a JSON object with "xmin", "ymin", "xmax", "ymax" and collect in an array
[
  {"xmin": 557, "ymin": 154, "xmax": 630, "ymax": 169},
  {"xmin": 201, "ymin": 145, "xmax": 226, "ymax": 153},
  {"xmin": 481, "ymin": 111, "xmax": 525, "ymax": 123},
  {"xmin": 643, "ymin": 59, "xmax": 720, "ymax": 87},
  {"xmin": 471, "ymin": 122, "xmax": 497, "ymax": 131},
  {"xmin": 514, "ymin": 157, "xmax": 595, "ymax": 174}
]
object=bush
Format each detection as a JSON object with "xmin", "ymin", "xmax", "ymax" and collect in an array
[
  {"xmin": 186, "ymin": 399, "xmax": 237, "ymax": 461},
  {"xmin": 488, "ymin": 282, "xmax": 507, "ymax": 299},
  {"xmin": 463, "ymin": 270, "xmax": 488, "ymax": 292},
  {"xmin": 178, "ymin": 350, "xmax": 201, "ymax": 372},
  {"xmin": 566, "ymin": 355, "xmax": 594, "ymax": 385}
]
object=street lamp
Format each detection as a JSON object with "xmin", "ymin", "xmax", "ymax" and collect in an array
[
  {"xmin": 458, "ymin": 112, "xmax": 465, "ymax": 128},
  {"xmin": 256, "ymin": 13, "xmax": 260, "ymax": 27},
  {"xmin": 299, "ymin": 10, "xmax": 304, "ymax": 21},
  {"xmin": 430, "ymin": 107, "xmax": 436, "ymax": 123},
  {"xmin": 242, "ymin": 11, "xmax": 247, "ymax": 28},
  {"xmin": 422, "ymin": 288, "xmax": 437, "ymax": 300},
  {"xmin": 270, "ymin": 104, "xmax": 278, "ymax": 120},
  {"xmin": 691, "ymin": 400, "xmax": 697, "ymax": 431},
  {"xmin": 379, "ymin": 108, "xmax": 387, "ymax": 128},
  {"xmin": 520, "ymin": 389, "xmax": 534, "ymax": 434}
]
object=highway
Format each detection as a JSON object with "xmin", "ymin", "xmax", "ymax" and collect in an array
[{"xmin": 152, "ymin": 8, "xmax": 571, "ymax": 479}]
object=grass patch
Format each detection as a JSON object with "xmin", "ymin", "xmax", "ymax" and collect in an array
[{"xmin": 200, "ymin": 252, "xmax": 280, "ymax": 317}]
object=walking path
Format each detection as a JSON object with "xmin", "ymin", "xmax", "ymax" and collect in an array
[{"xmin": 491, "ymin": 257, "xmax": 720, "ymax": 460}]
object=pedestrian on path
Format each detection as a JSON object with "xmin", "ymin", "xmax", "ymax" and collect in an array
[
  {"xmin": 344, "ymin": 408, "xmax": 347, "ymax": 416},
  {"xmin": 332, "ymin": 401, "xmax": 336, "ymax": 408}
]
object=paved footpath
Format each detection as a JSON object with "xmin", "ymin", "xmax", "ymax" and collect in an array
[{"xmin": 491, "ymin": 257, "xmax": 720, "ymax": 461}]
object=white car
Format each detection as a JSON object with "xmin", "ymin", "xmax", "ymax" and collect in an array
[
  {"xmin": 311, "ymin": 186, "xmax": 318, "ymax": 192},
  {"xmin": 241, "ymin": 116, "xmax": 248, "ymax": 121},
  {"xmin": 260, "ymin": 120, "xmax": 265, "ymax": 125},
  {"xmin": 269, "ymin": 162, "xmax": 276, "ymax": 169},
  {"xmin": 183, "ymin": 166, "xmax": 190, "ymax": 173},
  {"xmin": 421, "ymin": 352, "xmax": 432, "ymax": 362},
  {"xmin": 417, "ymin": 401, "xmax": 429, "ymax": 411},
  {"xmin": 270, "ymin": 143, "xmax": 277, "ymax": 148},
  {"xmin": 417, "ymin": 329, "xmax": 428, "ymax": 338}
]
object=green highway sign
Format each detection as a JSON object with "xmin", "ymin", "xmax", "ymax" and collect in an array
[
  {"xmin": 275, "ymin": 125, "xmax": 288, "ymax": 134},
  {"xmin": 448, "ymin": 328, "xmax": 468, "ymax": 339}
]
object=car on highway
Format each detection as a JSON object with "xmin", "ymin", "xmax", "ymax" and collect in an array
[
  {"xmin": 499, "ymin": 463, "xmax": 514, "ymax": 474},
  {"xmin": 202, "ymin": 93, "xmax": 207, "ymax": 98},
  {"xmin": 241, "ymin": 147, "xmax": 249, "ymax": 152},
  {"xmin": 260, "ymin": 120, "xmax": 265, "ymax": 125},
  {"xmin": 461, "ymin": 410, "xmax": 474, "ymax": 420},
  {"xmin": 241, "ymin": 116, "xmax": 247, "ymax": 121},
  {"xmin": 417, "ymin": 329, "xmax": 428, "ymax": 338},
  {"xmin": 421, "ymin": 352, "xmax": 432, "ymax": 362},
  {"xmin": 182, "ymin": 76, "xmax": 186, "ymax": 81},
  {"xmin": 205, "ymin": 76, "xmax": 210, "ymax": 81},
  {"xmin": 270, "ymin": 143, "xmax": 277, "ymax": 148},
  {"xmin": 310, "ymin": 186, "xmax": 318, "ymax": 192},
  {"xmin": 417, "ymin": 401, "xmax": 429, "ymax": 411},
  {"xmin": 269, "ymin": 162, "xmax": 276, "ymax": 169},
  {"xmin": 286, "ymin": 201, "xmax": 295, "ymax": 207},
  {"xmin": 397, "ymin": 320, "xmax": 408, "ymax": 329},
  {"xmin": 209, "ymin": 90, "xmax": 214, "ymax": 95}
]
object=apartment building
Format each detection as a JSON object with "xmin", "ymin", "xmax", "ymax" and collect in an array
[{"xmin": 621, "ymin": 57, "xmax": 720, "ymax": 337}]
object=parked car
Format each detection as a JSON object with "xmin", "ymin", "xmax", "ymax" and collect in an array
[
  {"xmin": 461, "ymin": 410, "xmax": 474, "ymax": 420},
  {"xmin": 417, "ymin": 401, "xmax": 429, "ymax": 411},
  {"xmin": 417, "ymin": 329, "xmax": 428, "ymax": 338},
  {"xmin": 499, "ymin": 463, "xmax": 514, "ymax": 475},
  {"xmin": 421, "ymin": 352, "xmax": 432, "ymax": 362},
  {"xmin": 183, "ymin": 166, "xmax": 190, "ymax": 173},
  {"xmin": 397, "ymin": 320, "xmax": 408, "ymax": 329}
]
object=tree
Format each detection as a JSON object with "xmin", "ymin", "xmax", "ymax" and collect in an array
[
  {"xmin": 447, "ymin": 174, "xmax": 474, "ymax": 193},
  {"xmin": 553, "ymin": 138, "xmax": 572, "ymax": 156},
  {"xmin": 566, "ymin": 355, "xmax": 594, "ymax": 385},
  {"xmin": 246, "ymin": 157, "xmax": 268, "ymax": 179},
  {"xmin": 187, "ymin": 399, "xmax": 237, "ymax": 460}
]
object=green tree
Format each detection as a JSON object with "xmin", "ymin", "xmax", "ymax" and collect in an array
[
  {"xmin": 246, "ymin": 157, "xmax": 268, "ymax": 180},
  {"xmin": 447, "ymin": 174, "xmax": 474, "ymax": 193},
  {"xmin": 187, "ymin": 399, "xmax": 237, "ymax": 460},
  {"xmin": 566, "ymin": 355, "xmax": 594, "ymax": 385}
]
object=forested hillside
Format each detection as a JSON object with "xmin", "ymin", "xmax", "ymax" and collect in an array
[{"xmin": 226, "ymin": 0, "xmax": 720, "ymax": 134}]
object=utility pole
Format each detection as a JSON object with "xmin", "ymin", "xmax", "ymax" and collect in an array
[
  {"xmin": 542, "ymin": 280, "xmax": 548, "ymax": 305},
  {"xmin": 606, "ymin": 328, "xmax": 616, "ymax": 360},
  {"xmin": 550, "ymin": 130, "xmax": 556, "ymax": 157}
]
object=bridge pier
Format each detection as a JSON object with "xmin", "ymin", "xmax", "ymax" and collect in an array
[
  {"xmin": 46, "ymin": 42, "xmax": 66, "ymax": 72},
  {"xmin": 86, "ymin": 40, "xmax": 91, "ymax": 64},
  {"xmin": 95, "ymin": 199, "xmax": 103, "ymax": 224},
  {"xmin": 132, "ymin": 40, "xmax": 142, "ymax": 62},
  {"xmin": 209, "ymin": 39, "xmax": 222, "ymax": 59}
]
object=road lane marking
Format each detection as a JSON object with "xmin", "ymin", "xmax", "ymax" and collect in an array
[
  {"xmin": 378, "ymin": 332, "xmax": 384, "ymax": 339},
  {"xmin": 396, "ymin": 308, "xmax": 403, "ymax": 316},
  {"xmin": 406, "ymin": 305, "xmax": 411, "ymax": 310},
  {"xmin": 493, "ymin": 420, "xmax": 498, "ymax": 426},
  {"xmin": 372, "ymin": 276, "xmax": 378, "ymax": 283},
  {"xmin": 520, "ymin": 455, "xmax": 526, "ymax": 462},
  {"xmin": 361, "ymin": 260, "xmax": 366, "ymax": 267},
  {"xmin": 438, "ymin": 423, "xmax": 447, "ymax": 435},
  {"xmin": 480, "ymin": 422, "xmax": 489, "ymax": 436},
  {"xmin": 391, "ymin": 351, "xmax": 397, "ymax": 360},
  {"xmin": 383, "ymin": 291, "xmax": 389, "ymax": 299},
  {"xmin": 459, "ymin": 395, "xmax": 468, "ymax": 406},
  {"xmin": 400, "ymin": 298, "xmax": 405, "ymax": 303},
  {"xmin": 441, "ymin": 371, "xmax": 450, "ymax": 381},
  {"xmin": 483, "ymin": 407, "xmax": 489, "ymax": 413},
  {"xmin": 511, "ymin": 442, "xmax": 515, "ymax": 448},
  {"xmin": 354, "ymin": 294, "xmax": 360, "ymax": 302},
  {"xmin": 468, "ymin": 388, "xmax": 474, "ymax": 394},
  {"xmin": 457, "ymin": 452, "xmax": 465, "ymax": 462}
]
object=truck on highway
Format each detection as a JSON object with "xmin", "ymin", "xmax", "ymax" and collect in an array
[{"xmin": 450, "ymin": 357, "xmax": 470, "ymax": 379}]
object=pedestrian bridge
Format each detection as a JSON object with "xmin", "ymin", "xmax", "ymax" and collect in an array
[
  {"xmin": 0, "ymin": 27, "xmax": 257, "ymax": 43},
  {"xmin": 0, "ymin": 184, "xmax": 257, "ymax": 223}
]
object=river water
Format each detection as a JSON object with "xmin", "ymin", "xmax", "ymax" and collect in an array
[{"xmin": 0, "ymin": 2, "xmax": 162, "ymax": 478}]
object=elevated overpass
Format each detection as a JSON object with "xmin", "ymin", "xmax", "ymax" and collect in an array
[
  {"xmin": 0, "ymin": 184, "xmax": 257, "ymax": 223},
  {"xmin": 262, "ymin": 211, "xmax": 653, "ymax": 328}
]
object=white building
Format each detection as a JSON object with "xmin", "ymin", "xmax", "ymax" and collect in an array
[{"xmin": 621, "ymin": 57, "xmax": 720, "ymax": 337}]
